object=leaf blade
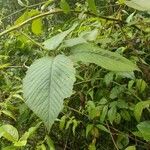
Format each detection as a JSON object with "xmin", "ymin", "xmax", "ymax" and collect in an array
[
  {"xmin": 23, "ymin": 55, "xmax": 76, "ymax": 131},
  {"xmin": 43, "ymin": 24, "xmax": 77, "ymax": 50},
  {"xmin": 70, "ymin": 43, "xmax": 139, "ymax": 72}
]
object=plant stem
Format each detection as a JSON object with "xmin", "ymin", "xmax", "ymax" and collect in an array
[
  {"xmin": 19, "ymin": 31, "xmax": 47, "ymax": 51},
  {"xmin": 106, "ymin": 122, "xmax": 119, "ymax": 150},
  {"xmin": 0, "ymin": 9, "xmax": 142, "ymax": 37}
]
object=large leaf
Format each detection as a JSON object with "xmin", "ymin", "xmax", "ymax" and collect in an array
[
  {"xmin": 134, "ymin": 100, "xmax": 150, "ymax": 122},
  {"xmin": 70, "ymin": 43, "xmax": 139, "ymax": 72},
  {"xmin": 43, "ymin": 24, "xmax": 77, "ymax": 50},
  {"xmin": 125, "ymin": 0, "xmax": 150, "ymax": 11},
  {"xmin": 23, "ymin": 55, "xmax": 76, "ymax": 131}
]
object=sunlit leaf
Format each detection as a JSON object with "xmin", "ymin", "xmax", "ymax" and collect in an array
[
  {"xmin": 0, "ymin": 124, "xmax": 19, "ymax": 142},
  {"xmin": 45, "ymin": 135, "xmax": 55, "ymax": 150},
  {"xmin": 125, "ymin": 146, "xmax": 136, "ymax": 150},
  {"xmin": 32, "ymin": 18, "xmax": 42, "ymax": 35},
  {"xmin": 134, "ymin": 100, "xmax": 150, "ymax": 122}
]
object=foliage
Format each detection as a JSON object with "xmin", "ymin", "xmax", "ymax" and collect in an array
[{"xmin": 0, "ymin": 0, "xmax": 150, "ymax": 149}]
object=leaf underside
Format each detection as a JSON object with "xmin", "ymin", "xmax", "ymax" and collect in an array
[
  {"xmin": 23, "ymin": 55, "xmax": 76, "ymax": 131},
  {"xmin": 70, "ymin": 43, "xmax": 139, "ymax": 72}
]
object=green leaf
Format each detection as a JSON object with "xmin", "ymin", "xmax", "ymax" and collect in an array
[
  {"xmin": 45, "ymin": 135, "xmax": 55, "ymax": 150},
  {"xmin": 18, "ymin": 0, "xmax": 28, "ymax": 7},
  {"xmin": 60, "ymin": 0, "xmax": 70, "ymax": 13},
  {"xmin": 1, "ymin": 110, "xmax": 16, "ymax": 121},
  {"xmin": 125, "ymin": 0, "xmax": 150, "ymax": 11},
  {"xmin": 72, "ymin": 120, "xmax": 78, "ymax": 135},
  {"xmin": 126, "ymin": 12, "xmax": 135, "ymax": 23},
  {"xmin": 125, "ymin": 146, "xmax": 136, "ymax": 150},
  {"xmin": 15, "ymin": 9, "xmax": 40, "ymax": 25},
  {"xmin": 104, "ymin": 72, "xmax": 114, "ymax": 86},
  {"xmin": 120, "ymin": 110, "xmax": 131, "ymax": 121},
  {"xmin": 100, "ymin": 105, "xmax": 108, "ymax": 123},
  {"xmin": 88, "ymin": 141, "xmax": 96, "ymax": 150},
  {"xmin": 87, "ymin": 0, "xmax": 97, "ymax": 14},
  {"xmin": 110, "ymin": 86, "xmax": 125, "ymax": 99},
  {"xmin": 136, "ymin": 79, "xmax": 147, "ymax": 93},
  {"xmin": 14, "ymin": 140, "xmax": 27, "ymax": 147},
  {"xmin": 132, "ymin": 131, "xmax": 143, "ymax": 138},
  {"xmin": 0, "ymin": 124, "xmax": 19, "ymax": 142},
  {"xmin": 2, "ymin": 146, "xmax": 16, "ymax": 150},
  {"xmin": 116, "ymin": 134, "xmax": 129, "ymax": 149},
  {"xmin": 62, "ymin": 37, "xmax": 87, "ymax": 48},
  {"xmin": 114, "ymin": 113, "xmax": 121, "ymax": 124},
  {"xmin": 19, "ymin": 122, "xmax": 41, "ymax": 142},
  {"xmin": 137, "ymin": 121, "xmax": 150, "ymax": 141},
  {"xmin": 37, "ymin": 144, "xmax": 47, "ymax": 150},
  {"xmin": 23, "ymin": 55, "xmax": 76, "ymax": 131},
  {"xmin": 134, "ymin": 100, "xmax": 150, "ymax": 122},
  {"xmin": 108, "ymin": 106, "xmax": 117, "ymax": 124},
  {"xmin": 96, "ymin": 124, "xmax": 110, "ymax": 133},
  {"xmin": 32, "ymin": 18, "xmax": 43, "ymax": 35},
  {"xmin": 41, "ymin": 0, "xmax": 54, "ymax": 11},
  {"xmin": 14, "ymin": 9, "xmax": 43, "ymax": 35},
  {"xmin": 80, "ymin": 29, "xmax": 99, "ymax": 41},
  {"xmin": 65, "ymin": 118, "xmax": 73, "ymax": 130},
  {"xmin": 70, "ymin": 43, "xmax": 139, "ymax": 72},
  {"xmin": 0, "ymin": 63, "xmax": 10, "ymax": 69},
  {"xmin": 43, "ymin": 24, "xmax": 77, "ymax": 50},
  {"xmin": 59, "ymin": 115, "xmax": 67, "ymax": 130},
  {"xmin": 86, "ymin": 124, "xmax": 94, "ymax": 137},
  {"xmin": 117, "ymin": 100, "xmax": 128, "ymax": 109}
]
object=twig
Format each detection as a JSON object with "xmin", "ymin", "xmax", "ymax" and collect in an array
[
  {"xmin": 19, "ymin": 31, "xmax": 47, "ymax": 50},
  {"xmin": 106, "ymin": 122, "xmax": 119, "ymax": 150},
  {"xmin": 1, "ymin": 1, "xmax": 47, "ymax": 21},
  {"xmin": 66, "ymin": 106, "xmax": 88, "ymax": 117},
  {"xmin": 0, "ymin": 9, "xmax": 126, "ymax": 37},
  {"xmin": 0, "ymin": 9, "xmax": 63, "ymax": 37}
]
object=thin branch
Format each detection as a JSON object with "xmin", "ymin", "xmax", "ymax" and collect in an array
[
  {"xmin": 0, "ymin": 9, "xmax": 63, "ymax": 37},
  {"xmin": 19, "ymin": 31, "xmax": 47, "ymax": 50},
  {"xmin": 0, "ymin": 8, "xmax": 145, "ymax": 37},
  {"xmin": 0, "ymin": 9, "xmax": 124, "ymax": 37},
  {"xmin": 1, "ymin": 1, "xmax": 47, "ymax": 21},
  {"xmin": 106, "ymin": 122, "xmax": 119, "ymax": 150}
]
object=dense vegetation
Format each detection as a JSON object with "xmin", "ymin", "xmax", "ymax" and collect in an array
[{"xmin": 0, "ymin": 0, "xmax": 150, "ymax": 149}]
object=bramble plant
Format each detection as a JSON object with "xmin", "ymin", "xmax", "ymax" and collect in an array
[{"xmin": 0, "ymin": 0, "xmax": 150, "ymax": 149}]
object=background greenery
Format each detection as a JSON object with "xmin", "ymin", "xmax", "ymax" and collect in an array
[{"xmin": 0, "ymin": 0, "xmax": 150, "ymax": 150}]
